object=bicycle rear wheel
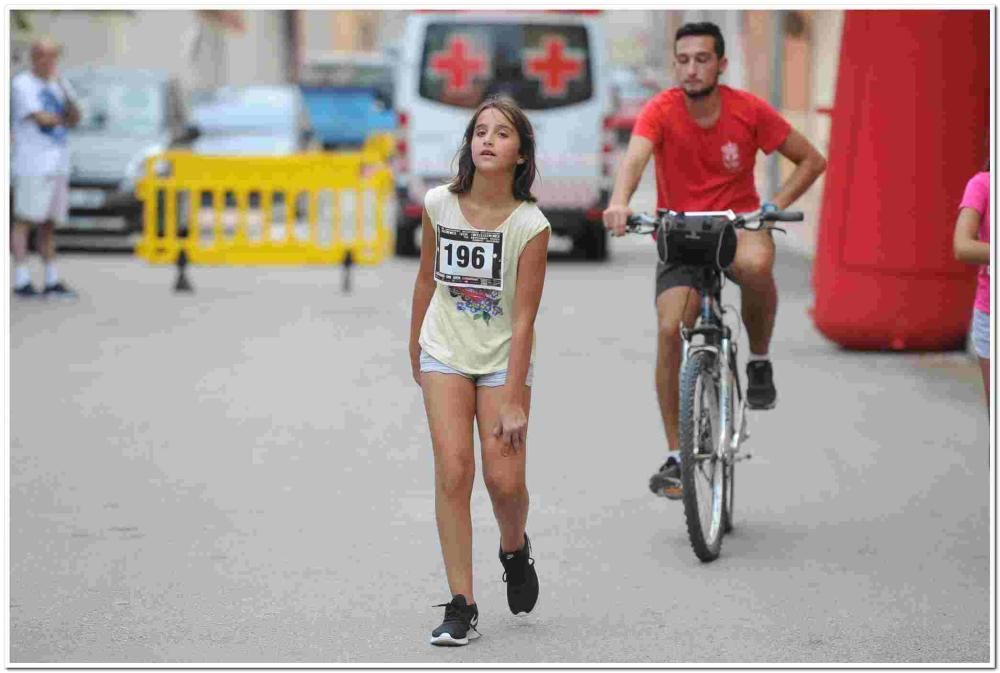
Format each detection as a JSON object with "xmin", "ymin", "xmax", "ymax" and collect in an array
[{"xmin": 678, "ymin": 350, "xmax": 725, "ymax": 562}]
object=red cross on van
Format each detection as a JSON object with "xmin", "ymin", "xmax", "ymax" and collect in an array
[
  {"xmin": 427, "ymin": 35, "xmax": 489, "ymax": 95},
  {"xmin": 523, "ymin": 35, "xmax": 585, "ymax": 98}
]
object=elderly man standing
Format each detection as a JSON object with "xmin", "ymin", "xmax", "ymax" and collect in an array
[{"xmin": 11, "ymin": 37, "xmax": 80, "ymax": 298}]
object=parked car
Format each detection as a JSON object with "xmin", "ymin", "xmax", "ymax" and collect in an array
[
  {"xmin": 298, "ymin": 51, "xmax": 397, "ymax": 150},
  {"xmin": 60, "ymin": 67, "xmax": 196, "ymax": 250},
  {"xmin": 189, "ymin": 84, "xmax": 318, "ymax": 215},
  {"xmin": 393, "ymin": 11, "xmax": 613, "ymax": 259},
  {"xmin": 190, "ymin": 84, "xmax": 317, "ymax": 156}
]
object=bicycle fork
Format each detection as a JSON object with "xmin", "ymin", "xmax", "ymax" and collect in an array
[{"xmin": 722, "ymin": 336, "xmax": 751, "ymax": 459}]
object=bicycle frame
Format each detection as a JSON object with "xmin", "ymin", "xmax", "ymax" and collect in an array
[{"xmin": 678, "ymin": 267, "xmax": 744, "ymax": 459}]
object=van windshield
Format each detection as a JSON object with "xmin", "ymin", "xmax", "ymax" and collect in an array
[{"xmin": 419, "ymin": 22, "xmax": 592, "ymax": 110}]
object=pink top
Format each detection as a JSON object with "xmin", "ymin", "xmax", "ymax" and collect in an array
[{"xmin": 959, "ymin": 171, "xmax": 991, "ymax": 314}]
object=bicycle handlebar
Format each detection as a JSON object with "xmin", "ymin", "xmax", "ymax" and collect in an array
[
  {"xmin": 624, "ymin": 208, "xmax": 804, "ymax": 235},
  {"xmin": 765, "ymin": 210, "xmax": 805, "ymax": 223}
]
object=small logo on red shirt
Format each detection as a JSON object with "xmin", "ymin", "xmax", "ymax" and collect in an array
[{"xmin": 721, "ymin": 141, "xmax": 741, "ymax": 172}]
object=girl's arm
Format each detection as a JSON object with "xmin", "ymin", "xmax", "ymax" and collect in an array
[
  {"xmin": 493, "ymin": 227, "xmax": 550, "ymax": 454},
  {"xmin": 409, "ymin": 208, "xmax": 437, "ymax": 384},
  {"xmin": 953, "ymin": 207, "xmax": 990, "ymax": 266}
]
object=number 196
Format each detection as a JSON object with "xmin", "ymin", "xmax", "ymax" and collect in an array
[{"xmin": 444, "ymin": 244, "xmax": 486, "ymax": 270}]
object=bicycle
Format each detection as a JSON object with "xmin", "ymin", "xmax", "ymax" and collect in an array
[{"xmin": 625, "ymin": 207, "xmax": 803, "ymax": 562}]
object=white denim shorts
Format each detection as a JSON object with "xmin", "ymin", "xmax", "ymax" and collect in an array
[
  {"xmin": 972, "ymin": 309, "xmax": 990, "ymax": 359},
  {"xmin": 419, "ymin": 349, "xmax": 533, "ymax": 387},
  {"xmin": 13, "ymin": 175, "xmax": 69, "ymax": 225}
]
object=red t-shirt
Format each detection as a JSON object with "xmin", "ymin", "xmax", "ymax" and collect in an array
[{"xmin": 632, "ymin": 85, "xmax": 792, "ymax": 213}]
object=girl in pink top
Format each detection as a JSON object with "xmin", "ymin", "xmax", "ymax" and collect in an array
[{"xmin": 953, "ymin": 166, "xmax": 991, "ymax": 405}]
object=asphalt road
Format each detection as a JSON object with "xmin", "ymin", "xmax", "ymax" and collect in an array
[{"xmin": 8, "ymin": 221, "xmax": 991, "ymax": 664}]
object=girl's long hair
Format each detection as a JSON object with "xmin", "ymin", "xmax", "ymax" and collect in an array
[{"xmin": 447, "ymin": 96, "xmax": 537, "ymax": 202}]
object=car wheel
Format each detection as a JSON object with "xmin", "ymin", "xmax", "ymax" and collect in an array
[
  {"xmin": 395, "ymin": 215, "xmax": 420, "ymax": 257},
  {"xmin": 573, "ymin": 220, "xmax": 608, "ymax": 261}
]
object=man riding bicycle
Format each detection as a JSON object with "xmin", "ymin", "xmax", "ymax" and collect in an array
[{"xmin": 603, "ymin": 21, "xmax": 827, "ymax": 499}]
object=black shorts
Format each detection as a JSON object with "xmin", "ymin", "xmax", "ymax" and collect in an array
[
  {"xmin": 654, "ymin": 261, "xmax": 702, "ymax": 299},
  {"xmin": 654, "ymin": 262, "xmax": 739, "ymax": 300}
]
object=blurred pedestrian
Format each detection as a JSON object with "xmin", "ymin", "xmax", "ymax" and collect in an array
[
  {"xmin": 11, "ymin": 37, "xmax": 79, "ymax": 298},
  {"xmin": 408, "ymin": 96, "xmax": 549, "ymax": 646},
  {"xmin": 953, "ymin": 159, "xmax": 991, "ymax": 406},
  {"xmin": 603, "ymin": 21, "xmax": 826, "ymax": 499}
]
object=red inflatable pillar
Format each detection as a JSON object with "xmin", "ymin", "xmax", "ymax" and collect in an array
[{"xmin": 812, "ymin": 10, "xmax": 989, "ymax": 350}]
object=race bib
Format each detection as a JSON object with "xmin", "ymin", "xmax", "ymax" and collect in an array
[{"xmin": 434, "ymin": 225, "xmax": 504, "ymax": 290}]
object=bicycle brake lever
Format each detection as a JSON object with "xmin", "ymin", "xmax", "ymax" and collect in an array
[{"xmin": 769, "ymin": 226, "xmax": 787, "ymax": 235}]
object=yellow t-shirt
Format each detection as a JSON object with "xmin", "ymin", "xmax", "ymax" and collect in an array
[{"xmin": 418, "ymin": 184, "xmax": 551, "ymax": 375}]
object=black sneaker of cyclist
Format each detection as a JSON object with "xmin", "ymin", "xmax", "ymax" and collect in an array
[
  {"xmin": 649, "ymin": 455, "xmax": 682, "ymax": 500},
  {"xmin": 499, "ymin": 533, "xmax": 538, "ymax": 615},
  {"xmin": 430, "ymin": 594, "xmax": 479, "ymax": 646},
  {"xmin": 746, "ymin": 360, "xmax": 777, "ymax": 410}
]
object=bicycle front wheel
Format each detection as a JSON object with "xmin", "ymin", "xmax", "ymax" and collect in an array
[
  {"xmin": 722, "ymin": 446, "xmax": 735, "ymax": 534},
  {"xmin": 679, "ymin": 350, "xmax": 725, "ymax": 562},
  {"xmin": 722, "ymin": 359, "xmax": 737, "ymax": 534}
]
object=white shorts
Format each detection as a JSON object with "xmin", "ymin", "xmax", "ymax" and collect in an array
[
  {"xmin": 13, "ymin": 175, "xmax": 69, "ymax": 225},
  {"xmin": 419, "ymin": 349, "xmax": 534, "ymax": 387},
  {"xmin": 972, "ymin": 309, "xmax": 990, "ymax": 359}
]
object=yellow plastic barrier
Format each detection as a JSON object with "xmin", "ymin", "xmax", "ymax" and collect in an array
[{"xmin": 135, "ymin": 136, "xmax": 394, "ymax": 266}]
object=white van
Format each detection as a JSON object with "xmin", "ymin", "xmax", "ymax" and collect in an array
[{"xmin": 393, "ymin": 11, "xmax": 613, "ymax": 259}]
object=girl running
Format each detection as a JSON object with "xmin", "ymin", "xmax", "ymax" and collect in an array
[
  {"xmin": 953, "ymin": 162, "xmax": 991, "ymax": 406},
  {"xmin": 408, "ymin": 96, "xmax": 550, "ymax": 646}
]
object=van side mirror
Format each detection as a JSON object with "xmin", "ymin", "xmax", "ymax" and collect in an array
[
  {"xmin": 374, "ymin": 89, "xmax": 392, "ymax": 110},
  {"xmin": 175, "ymin": 124, "xmax": 201, "ymax": 145}
]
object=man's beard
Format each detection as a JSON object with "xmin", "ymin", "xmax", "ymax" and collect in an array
[{"xmin": 683, "ymin": 79, "xmax": 718, "ymax": 100}]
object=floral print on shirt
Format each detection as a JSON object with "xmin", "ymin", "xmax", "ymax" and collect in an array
[{"xmin": 449, "ymin": 286, "xmax": 503, "ymax": 324}]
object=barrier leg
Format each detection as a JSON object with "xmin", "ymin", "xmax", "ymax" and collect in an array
[
  {"xmin": 174, "ymin": 249, "xmax": 194, "ymax": 293},
  {"xmin": 342, "ymin": 250, "xmax": 353, "ymax": 294}
]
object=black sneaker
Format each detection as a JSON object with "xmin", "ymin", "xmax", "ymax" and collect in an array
[
  {"xmin": 430, "ymin": 595, "xmax": 479, "ymax": 646},
  {"xmin": 13, "ymin": 283, "xmax": 39, "ymax": 298},
  {"xmin": 649, "ymin": 456, "xmax": 682, "ymax": 499},
  {"xmin": 746, "ymin": 360, "xmax": 777, "ymax": 410},
  {"xmin": 499, "ymin": 533, "xmax": 538, "ymax": 615},
  {"xmin": 43, "ymin": 281, "xmax": 78, "ymax": 300}
]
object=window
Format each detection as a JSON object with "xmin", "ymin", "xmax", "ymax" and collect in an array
[
  {"xmin": 68, "ymin": 74, "xmax": 165, "ymax": 135},
  {"xmin": 419, "ymin": 22, "xmax": 592, "ymax": 110}
]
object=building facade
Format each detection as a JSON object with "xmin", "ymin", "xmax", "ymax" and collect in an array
[{"xmin": 12, "ymin": 10, "xmax": 293, "ymax": 94}]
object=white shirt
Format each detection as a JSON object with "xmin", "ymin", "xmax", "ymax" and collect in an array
[
  {"xmin": 11, "ymin": 70, "xmax": 74, "ymax": 177},
  {"xmin": 419, "ymin": 185, "xmax": 551, "ymax": 374}
]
